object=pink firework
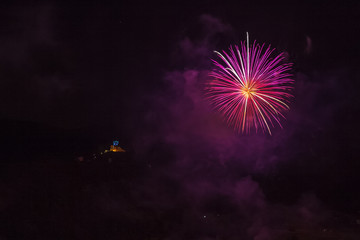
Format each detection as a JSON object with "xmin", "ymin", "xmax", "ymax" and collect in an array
[{"xmin": 207, "ymin": 33, "xmax": 294, "ymax": 135}]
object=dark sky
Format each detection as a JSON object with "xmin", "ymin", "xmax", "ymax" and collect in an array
[
  {"xmin": 1, "ymin": 1, "xmax": 360, "ymax": 239},
  {"xmin": 0, "ymin": 1, "xmax": 359, "ymax": 129}
]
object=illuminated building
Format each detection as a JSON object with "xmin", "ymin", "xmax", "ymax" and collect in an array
[{"xmin": 109, "ymin": 140, "xmax": 126, "ymax": 152}]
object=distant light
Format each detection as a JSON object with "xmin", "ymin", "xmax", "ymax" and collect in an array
[
  {"xmin": 203, "ymin": 215, "xmax": 206, "ymax": 218},
  {"xmin": 110, "ymin": 141, "xmax": 126, "ymax": 152}
]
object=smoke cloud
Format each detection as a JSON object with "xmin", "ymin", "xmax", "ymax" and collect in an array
[{"xmin": 125, "ymin": 14, "xmax": 354, "ymax": 239}]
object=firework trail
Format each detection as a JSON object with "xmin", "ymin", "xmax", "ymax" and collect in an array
[{"xmin": 207, "ymin": 33, "xmax": 294, "ymax": 135}]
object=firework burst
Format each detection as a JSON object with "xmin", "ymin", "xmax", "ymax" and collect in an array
[{"xmin": 207, "ymin": 33, "xmax": 294, "ymax": 135}]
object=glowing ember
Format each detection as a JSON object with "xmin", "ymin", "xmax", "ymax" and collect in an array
[{"xmin": 206, "ymin": 33, "xmax": 294, "ymax": 135}]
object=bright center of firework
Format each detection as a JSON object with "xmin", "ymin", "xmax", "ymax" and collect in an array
[{"xmin": 241, "ymin": 86, "xmax": 255, "ymax": 98}]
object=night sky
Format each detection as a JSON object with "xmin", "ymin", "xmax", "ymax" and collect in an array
[{"xmin": 0, "ymin": 1, "xmax": 360, "ymax": 239}]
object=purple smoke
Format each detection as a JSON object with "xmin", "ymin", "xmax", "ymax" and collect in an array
[{"xmin": 123, "ymin": 14, "xmax": 356, "ymax": 239}]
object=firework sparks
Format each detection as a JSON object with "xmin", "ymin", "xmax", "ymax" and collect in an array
[{"xmin": 207, "ymin": 33, "xmax": 294, "ymax": 135}]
